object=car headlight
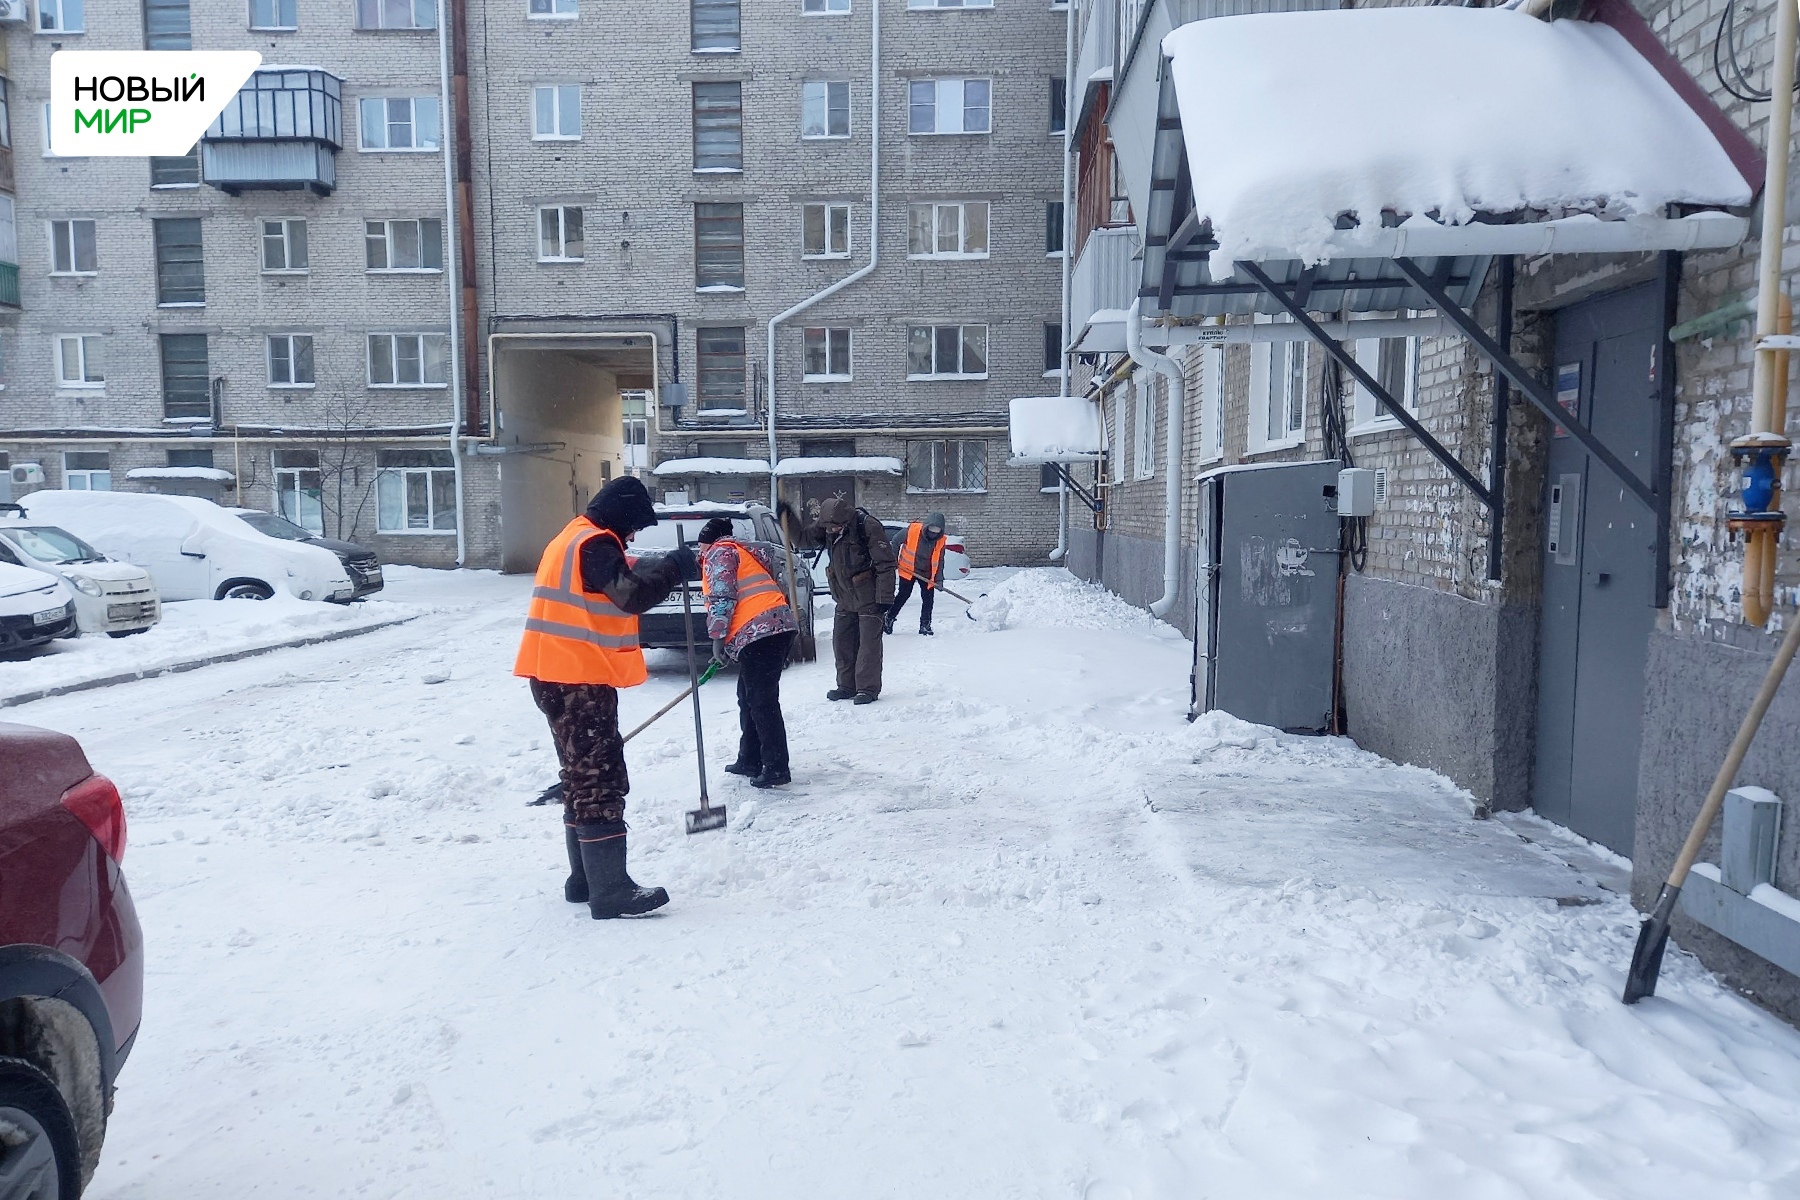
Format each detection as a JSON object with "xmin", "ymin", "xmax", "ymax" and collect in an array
[{"xmin": 70, "ymin": 575, "xmax": 103, "ymax": 597}]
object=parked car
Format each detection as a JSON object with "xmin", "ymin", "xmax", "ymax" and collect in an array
[
  {"xmin": 19, "ymin": 490, "xmax": 354, "ymax": 603},
  {"xmin": 0, "ymin": 720, "xmax": 142, "ymax": 1196},
  {"xmin": 228, "ymin": 509, "xmax": 384, "ymax": 600},
  {"xmin": 0, "ymin": 562, "xmax": 77, "ymax": 655},
  {"xmin": 635, "ymin": 503, "xmax": 818, "ymax": 663},
  {"xmin": 881, "ymin": 521, "xmax": 973, "ymax": 586},
  {"xmin": 0, "ymin": 504, "xmax": 161, "ymax": 638}
]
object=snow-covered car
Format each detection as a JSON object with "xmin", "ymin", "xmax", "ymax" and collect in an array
[
  {"xmin": 636, "ymin": 502, "xmax": 818, "ymax": 663},
  {"xmin": 229, "ymin": 509, "xmax": 384, "ymax": 600},
  {"xmin": 19, "ymin": 490, "xmax": 354, "ymax": 603},
  {"xmin": 0, "ymin": 504, "xmax": 161, "ymax": 637},
  {"xmin": 0, "ymin": 561, "xmax": 78, "ymax": 653}
]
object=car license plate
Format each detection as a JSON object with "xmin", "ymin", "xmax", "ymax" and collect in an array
[{"xmin": 32, "ymin": 607, "xmax": 63, "ymax": 626}]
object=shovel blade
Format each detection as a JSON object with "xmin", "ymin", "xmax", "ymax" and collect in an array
[
  {"xmin": 686, "ymin": 804, "xmax": 728, "ymax": 835},
  {"xmin": 1622, "ymin": 883, "xmax": 1680, "ymax": 1005}
]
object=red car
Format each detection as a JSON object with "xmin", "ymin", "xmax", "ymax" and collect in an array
[{"xmin": 0, "ymin": 722, "xmax": 142, "ymax": 1198}]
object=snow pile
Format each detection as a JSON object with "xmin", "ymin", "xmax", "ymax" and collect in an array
[
  {"xmin": 773, "ymin": 456, "xmax": 903, "ymax": 477},
  {"xmin": 969, "ymin": 567, "xmax": 1161, "ymax": 633},
  {"xmin": 1162, "ymin": 8, "xmax": 1752, "ymax": 264},
  {"xmin": 650, "ymin": 457, "xmax": 771, "ymax": 476},
  {"xmin": 1009, "ymin": 394, "xmax": 1102, "ymax": 463}
]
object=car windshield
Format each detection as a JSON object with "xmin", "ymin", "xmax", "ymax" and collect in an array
[
  {"xmin": 236, "ymin": 511, "xmax": 313, "ymax": 541},
  {"xmin": 633, "ymin": 517, "xmax": 756, "ymax": 549},
  {"xmin": 7, "ymin": 525, "xmax": 104, "ymax": 564}
]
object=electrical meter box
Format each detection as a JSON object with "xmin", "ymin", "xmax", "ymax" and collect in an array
[{"xmin": 1336, "ymin": 467, "xmax": 1377, "ymax": 517}]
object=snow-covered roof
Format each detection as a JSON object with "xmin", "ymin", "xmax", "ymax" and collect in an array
[
  {"xmin": 1008, "ymin": 396, "xmax": 1104, "ymax": 464},
  {"xmin": 650, "ymin": 457, "xmax": 771, "ymax": 476},
  {"xmin": 1161, "ymin": 8, "xmax": 1754, "ymax": 266},
  {"xmin": 126, "ymin": 467, "xmax": 237, "ymax": 482},
  {"xmin": 772, "ymin": 456, "xmax": 903, "ymax": 478}
]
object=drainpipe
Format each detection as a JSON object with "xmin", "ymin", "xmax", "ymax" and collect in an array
[
  {"xmin": 1732, "ymin": 0, "xmax": 1798, "ymax": 626},
  {"xmin": 1126, "ymin": 296, "xmax": 1184, "ymax": 618},
  {"xmin": 766, "ymin": 1, "xmax": 881, "ymax": 503},
  {"xmin": 1049, "ymin": 0, "xmax": 1077, "ymax": 564},
  {"xmin": 438, "ymin": 2, "xmax": 466, "ymax": 566}
]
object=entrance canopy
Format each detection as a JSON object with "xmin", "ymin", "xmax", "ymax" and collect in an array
[
  {"xmin": 1008, "ymin": 395, "xmax": 1104, "ymax": 465},
  {"xmin": 1146, "ymin": 6, "xmax": 1755, "ymax": 317},
  {"xmin": 650, "ymin": 457, "xmax": 771, "ymax": 476},
  {"xmin": 773, "ymin": 456, "xmax": 903, "ymax": 478}
]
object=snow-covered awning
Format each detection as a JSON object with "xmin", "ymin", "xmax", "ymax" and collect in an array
[
  {"xmin": 772, "ymin": 456, "xmax": 903, "ymax": 478},
  {"xmin": 126, "ymin": 466, "xmax": 237, "ymax": 482},
  {"xmin": 1160, "ymin": 7, "xmax": 1754, "ymax": 269},
  {"xmin": 1008, "ymin": 396, "xmax": 1104, "ymax": 465},
  {"xmin": 649, "ymin": 458, "xmax": 771, "ymax": 476}
]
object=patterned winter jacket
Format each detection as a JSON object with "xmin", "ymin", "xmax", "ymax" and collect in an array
[{"xmin": 701, "ymin": 539, "xmax": 800, "ymax": 661}]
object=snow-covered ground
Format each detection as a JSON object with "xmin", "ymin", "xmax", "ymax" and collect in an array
[{"xmin": 14, "ymin": 567, "xmax": 1800, "ymax": 1198}]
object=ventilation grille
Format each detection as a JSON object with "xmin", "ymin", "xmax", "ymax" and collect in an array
[{"xmin": 1372, "ymin": 467, "xmax": 1388, "ymax": 505}]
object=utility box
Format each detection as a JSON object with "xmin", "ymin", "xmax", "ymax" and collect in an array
[
  {"xmin": 1191, "ymin": 461, "xmax": 1345, "ymax": 734},
  {"xmin": 1336, "ymin": 467, "xmax": 1377, "ymax": 517}
]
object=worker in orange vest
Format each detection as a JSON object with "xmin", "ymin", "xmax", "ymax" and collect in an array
[
  {"xmin": 514, "ymin": 476, "xmax": 698, "ymax": 919},
  {"xmin": 696, "ymin": 517, "xmax": 800, "ymax": 789},
  {"xmin": 886, "ymin": 511, "xmax": 947, "ymax": 636}
]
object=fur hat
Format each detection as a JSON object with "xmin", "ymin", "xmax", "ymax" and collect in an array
[
  {"xmin": 585, "ymin": 476, "xmax": 659, "ymax": 534},
  {"xmin": 817, "ymin": 497, "xmax": 852, "ymax": 527}
]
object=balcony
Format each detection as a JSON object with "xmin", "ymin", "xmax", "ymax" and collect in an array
[
  {"xmin": 1070, "ymin": 226, "xmax": 1139, "ymax": 354},
  {"xmin": 0, "ymin": 262, "xmax": 20, "ymax": 309},
  {"xmin": 202, "ymin": 68, "xmax": 344, "ymax": 196}
]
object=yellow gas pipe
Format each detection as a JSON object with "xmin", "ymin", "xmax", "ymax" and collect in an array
[{"xmin": 1742, "ymin": 294, "xmax": 1790, "ymax": 626}]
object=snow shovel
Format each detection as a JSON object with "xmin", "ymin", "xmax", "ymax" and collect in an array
[
  {"xmin": 1623, "ymin": 612, "xmax": 1800, "ymax": 1003},
  {"xmin": 936, "ymin": 583, "xmax": 984, "ymax": 622},
  {"xmin": 526, "ymin": 660, "xmax": 722, "ymax": 806},
  {"xmin": 677, "ymin": 524, "xmax": 727, "ymax": 836}
]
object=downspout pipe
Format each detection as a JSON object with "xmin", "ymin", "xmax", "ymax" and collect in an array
[
  {"xmin": 1049, "ymin": 0, "xmax": 1077, "ymax": 563},
  {"xmin": 1126, "ymin": 297, "xmax": 1184, "ymax": 619},
  {"xmin": 766, "ymin": 2, "xmax": 880, "ymax": 502},
  {"xmin": 437, "ymin": 3, "xmax": 466, "ymax": 567}
]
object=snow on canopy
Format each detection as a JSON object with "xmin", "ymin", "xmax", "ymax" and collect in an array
[
  {"xmin": 650, "ymin": 458, "xmax": 772, "ymax": 476},
  {"xmin": 773, "ymin": 456, "xmax": 903, "ymax": 477},
  {"xmin": 1161, "ymin": 8, "xmax": 1753, "ymax": 266},
  {"xmin": 125, "ymin": 467, "xmax": 237, "ymax": 482},
  {"xmin": 1009, "ymin": 395, "xmax": 1103, "ymax": 463}
]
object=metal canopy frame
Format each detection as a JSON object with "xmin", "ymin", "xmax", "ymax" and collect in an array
[{"xmin": 1051, "ymin": 463, "xmax": 1105, "ymax": 516}]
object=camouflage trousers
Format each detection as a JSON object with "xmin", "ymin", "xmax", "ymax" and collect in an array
[{"xmin": 529, "ymin": 679, "xmax": 630, "ymax": 823}]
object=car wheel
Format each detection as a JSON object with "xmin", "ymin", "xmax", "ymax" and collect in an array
[
  {"xmin": 218, "ymin": 580, "xmax": 274, "ymax": 601},
  {"xmin": 106, "ymin": 627, "xmax": 150, "ymax": 639},
  {"xmin": 0, "ymin": 1057, "xmax": 80, "ymax": 1200}
]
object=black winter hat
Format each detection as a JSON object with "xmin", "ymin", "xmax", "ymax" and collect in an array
[
  {"xmin": 697, "ymin": 517, "xmax": 735, "ymax": 544},
  {"xmin": 585, "ymin": 476, "xmax": 659, "ymax": 534}
]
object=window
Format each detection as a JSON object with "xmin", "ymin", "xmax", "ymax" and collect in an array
[
  {"xmin": 37, "ymin": 0, "xmax": 83, "ymax": 32},
  {"xmin": 1042, "ymin": 322, "xmax": 1061, "ymax": 375},
  {"xmin": 261, "ymin": 219, "xmax": 308, "ymax": 272},
  {"xmin": 367, "ymin": 333, "xmax": 449, "ymax": 387},
  {"xmin": 1045, "ymin": 201, "xmax": 1064, "ymax": 255},
  {"xmin": 160, "ymin": 333, "xmax": 210, "ymax": 419},
  {"xmin": 695, "ymin": 203, "xmax": 745, "ymax": 290},
  {"xmin": 249, "ymin": 0, "xmax": 297, "ymax": 28},
  {"xmin": 1040, "ymin": 462, "xmax": 1064, "ymax": 494},
  {"xmin": 0, "ymin": 79, "xmax": 11, "ymax": 149},
  {"xmin": 802, "ymin": 81, "xmax": 850, "ymax": 139},
  {"xmin": 1198, "ymin": 346, "xmax": 1224, "ymax": 463},
  {"xmin": 696, "ymin": 327, "xmax": 746, "ymax": 410},
  {"xmin": 906, "ymin": 440, "xmax": 987, "ymax": 492},
  {"xmin": 803, "ymin": 327, "xmax": 851, "ymax": 380},
  {"xmin": 376, "ymin": 449, "xmax": 456, "ymax": 532},
  {"xmin": 153, "ymin": 218, "xmax": 205, "ymax": 306},
  {"xmin": 359, "ymin": 96, "xmax": 440, "ymax": 150},
  {"xmin": 907, "ymin": 324, "xmax": 987, "ymax": 379},
  {"xmin": 621, "ymin": 390, "xmax": 649, "ymax": 468},
  {"xmin": 692, "ymin": 82, "xmax": 742, "ymax": 170},
  {"xmin": 1133, "ymin": 374, "xmax": 1155, "ymax": 480},
  {"xmin": 267, "ymin": 334, "xmax": 315, "ymax": 387},
  {"xmin": 691, "ymin": 0, "xmax": 739, "ymax": 51},
  {"xmin": 1050, "ymin": 77, "xmax": 1066, "ymax": 134},
  {"xmin": 356, "ymin": 0, "xmax": 435, "ymax": 28},
  {"xmin": 55, "ymin": 335, "xmax": 102, "ymax": 388},
  {"xmin": 63, "ymin": 452, "xmax": 110, "ymax": 491},
  {"xmin": 528, "ymin": 0, "xmax": 576, "ymax": 16},
  {"xmin": 803, "ymin": 0, "xmax": 849, "ymax": 11},
  {"xmin": 532, "ymin": 85, "xmax": 581, "ymax": 140},
  {"xmin": 143, "ymin": 0, "xmax": 190, "ymax": 47},
  {"xmin": 907, "ymin": 0, "xmax": 992, "ymax": 7},
  {"xmin": 275, "ymin": 449, "xmax": 323, "ymax": 533},
  {"xmin": 49, "ymin": 220, "xmax": 97, "ymax": 275},
  {"xmin": 365, "ymin": 218, "xmax": 444, "ymax": 271},
  {"xmin": 1351, "ymin": 313, "xmax": 1422, "ymax": 429},
  {"xmin": 537, "ymin": 206, "xmax": 584, "ymax": 261},
  {"xmin": 168, "ymin": 447, "xmax": 214, "ymax": 470},
  {"xmin": 802, "ymin": 203, "xmax": 849, "ymax": 259},
  {"xmin": 907, "ymin": 201, "xmax": 988, "ymax": 258},
  {"xmin": 1251, "ymin": 318, "xmax": 1307, "ymax": 448},
  {"xmin": 908, "ymin": 78, "xmax": 990, "ymax": 134},
  {"xmin": 151, "ymin": 146, "xmax": 201, "ymax": 187}
]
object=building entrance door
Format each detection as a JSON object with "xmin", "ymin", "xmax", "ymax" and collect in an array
[{"xmin": 1533, "ymin": 282, "xmax": 1663, "ymax": 855}]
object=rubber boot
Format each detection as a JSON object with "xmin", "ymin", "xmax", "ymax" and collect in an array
[
  {"xmin": 575, "ymin": 821, "xmax": 669, "ymax": 919},
  {"xmin": 724, "ymin": 760, "xmax": 760, "ymax": 777},
  {"xmin": 563, "ymin": 824, "xmax": 588, "ymax": 904}
]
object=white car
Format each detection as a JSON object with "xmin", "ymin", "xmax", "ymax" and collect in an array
[
  {"xmin": 19, "ymin": 490, "xmax": 354, "ymax": 603},
  {"xmin": 0, "ymin": 505, "xmax": 161, "ymax": 637},
  {"xmin": 0, "ymin": 561, "xmax": 77, "ymax": 654}
]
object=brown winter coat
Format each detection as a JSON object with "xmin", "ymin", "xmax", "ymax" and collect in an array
[{"xmin": 808, "ymin": 498, "xmax": 897, "ymax": 614}]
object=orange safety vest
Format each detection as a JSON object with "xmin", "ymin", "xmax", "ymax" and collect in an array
[
  {"xmin": 703, "ymin": 540, "xmax": 789, "ymax": 641},
  {"xmin": 513, "ymin": 517, "xmax": 648, "ymax": 687},
  {"xmin": 897, "ymin": 522, "xmax": 945, "ymax": 585}
]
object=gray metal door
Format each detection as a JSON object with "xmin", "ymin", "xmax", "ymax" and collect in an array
[
  {"xmin": 1190, "ymin": 475, "xmax": 1222, "ymax": 719},
  {"xmin": 1534, "ymin": 283, "xmax": 1662, "ymax": 854}
]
